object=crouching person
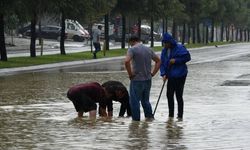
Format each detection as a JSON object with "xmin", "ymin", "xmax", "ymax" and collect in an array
[
  {"xmin": 100, "ymin": 81, "xmax": 131, "ymax": 117},
  {"xmin": 67, "ymin": 82, "xmax": 108, "ymax": 120}
]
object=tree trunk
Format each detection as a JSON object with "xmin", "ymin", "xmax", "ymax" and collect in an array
[
  {"xmin": 215, "ymin": 26, "xmax": 218, "ymax": 42},
  {"xmin": 210, "ymin": 19, "xmax": 214, "ymax": 42},
  {"xmin": 181, "ymin": 23, "xmax": 186, "ymax": 45},
  {"xmin": 240, "ymin": 29, "xmax": 243, "ymax": 42},
  {"xmin": 121, "ymin": 14, "xmax": 126, "ymax": 49},
  {"xmin": 192, "ymin": 24, "xmax": 196, "ymax": 44},
  {"xmin": 30, "ymin": 12, "xmax": 37, "ymax": 57},
  {"xmin": 206, "ymin": 25, "xmax": 209, "ymax": 44},
  {"xmin": 162, "ymin": 18, "xmax": 165, "ymax": 35},
  {"xmin": 172, "ymin": 19, "xmax": 177, "ymax": 40},
  {"xmin": 89, "ymin": 23, "xmax": 93, "ymax": 52},
  {"xmin": 150, "ymin": 17, "xmax": 154, "ymax": 47},
  {"xmin": 196, "ymin": 23, "xmax": 201, "ymax": 43},
  {"xmin": 60, "ymin": 11, "xmax": 66, "ymax": 55},
  {"xmin": 202, "ymin": 23, "xmax": 205, "ymax": 44},
  {"xmin": 231, "ymin": 27, "xmax": 234, "ymax": 42},
  {"xmin": 165, "ymin": 17, "xmax": 168, "ymax": 33},
  {"xmin": 0, "ymin": 13, "xmax": 7, "ymax": 61},
  {"xmin": 220, "ymin": 22, "xmax": 224, "ymax": 42},
  {"xmin": 248, "ymin": 29, "xmax": 250, "ymax": 42},
  {"xmin": 137, "ymin": 17, "xmax": 141, "ymax": 40},
  {"xmin": 104, "ymin": 14, "xmax": 109, "ymax": 50},
  {"xmin": 226, "ymin": 26, "xmax": 229, "ymax": 42},
  {"xmin": 245, "ymin": 29, "xmax": 247, "ymax": 42},
  {"xmin": 38, "ymin": 20, "xmax": 42, "ymax": 45},
  {"xmin": 236, "ymin": 28, "xmax": 239, "ymax": 41},
  {"xmin": 187, "ymin": 23, "xmax": 191, "ymax": 44}
]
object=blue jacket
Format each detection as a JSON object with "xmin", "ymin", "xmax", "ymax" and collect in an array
[{"xmin": 160, "ymin": 33, "xmax": 191, "ymax": 78}]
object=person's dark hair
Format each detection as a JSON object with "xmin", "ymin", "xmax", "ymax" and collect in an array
[
  {"xmin": 128, "ymin": 35, "xmax": 140, "ymax": 42},
  {"xmin": 98, "ymin": 25, "xmax": 102, "ymax": 29}
]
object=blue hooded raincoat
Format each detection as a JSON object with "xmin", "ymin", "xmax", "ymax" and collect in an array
[{"xmin": 160, "ymin": 33, "xmax": 191, "ymax": 78}]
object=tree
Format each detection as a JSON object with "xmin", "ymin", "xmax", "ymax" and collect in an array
[
  {"xmin": 180, "ymin": 0, "xmax": 203, "ymax": 44},
  {"xmin": 0, "ymin": 12, "xmax": 7, "ymax": 61},
  {"xmin": 113, "ymin": 0, "xmax": 137, "ymax": 48},
  {"xmin": 0, "ymin": 0, "xmax": 19, "ymax": 61},
  {"xmin": 86, "ymin": 0, "xmax": 116, "ymax": 51}
]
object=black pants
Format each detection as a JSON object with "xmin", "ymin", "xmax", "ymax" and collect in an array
[
  {"xmin": 93, "ymin": 42, "xmax": 101, "ymax": 58},
  {"xmin": 167, "ymin": 76, "xmax": 186, "ymax": 118}
]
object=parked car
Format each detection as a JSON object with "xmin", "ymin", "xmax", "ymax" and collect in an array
[
  {"xmin": 23, "ymin": 25, "xmax": 67, "ymax": 40},
  {"xmin": 40, "ymin": 25, "xmax": 62, "ymax": 40},
  {"xmin": 17, "ymin": 24, "xmax": 39, "ymax": 37}
]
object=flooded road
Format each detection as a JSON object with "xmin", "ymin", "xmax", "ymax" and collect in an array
[{"xmin": 1, "ymin": 43, "xmax": 250, "ymax": 149}]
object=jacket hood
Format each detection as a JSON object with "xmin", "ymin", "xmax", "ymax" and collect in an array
[{"xmin": 162, "ymin": 32, "xmax": 177, "ymax": 46}]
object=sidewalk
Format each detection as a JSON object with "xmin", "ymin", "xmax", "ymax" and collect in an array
[
  {"xmin": 1, "ymin": 38, "xmax": 238, "ymax": 76},
  {"xmin": 0, "ymin": 56, "xmax": 126, "ymax": 76}
]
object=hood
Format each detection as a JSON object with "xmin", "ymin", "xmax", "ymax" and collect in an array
[{"xmin": 162, "ymin": 32, "xmax": 177, "ymax": 47}]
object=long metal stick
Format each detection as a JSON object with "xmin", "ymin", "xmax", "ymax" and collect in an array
[{"xmin": 153, "ymin": 80, "xmax": 166, "ymax": 116}]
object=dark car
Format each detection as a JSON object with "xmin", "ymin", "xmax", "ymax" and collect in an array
[
  {"xmin": 23, "ymin": 25, "xmax": 67, "ymax": 40},
  {"xmin": 18, "ymin": 24, "xmax": 39, "ymax": 37},
  {"xmin": 40, "ymin": 25, "xmax": 62, "ymax": 40}
]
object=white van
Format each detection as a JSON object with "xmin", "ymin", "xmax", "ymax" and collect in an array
[{"xmin": 65, "ymin": 19, "xmax": 90, "ymax": 42}]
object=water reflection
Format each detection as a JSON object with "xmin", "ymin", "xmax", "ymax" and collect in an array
[
  {"xmin": 127, "ymin": 121, "xmax": 149, "ymax": 150},
  {"xmin": 1, "ymin": 54, "xmax": 250, "ymax": 149},
  {"xmin": 164, "ymin": 119, "xmax": 186, "ymax": 150}
]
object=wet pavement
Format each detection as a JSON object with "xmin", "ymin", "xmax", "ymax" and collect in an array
[
  {"xmin": 0, "ymin": 43, "xmax": 250, "ymax": 149},
  {"xmin": 5, "ymin": 36, "xmax": 134, "ymax": 58}
]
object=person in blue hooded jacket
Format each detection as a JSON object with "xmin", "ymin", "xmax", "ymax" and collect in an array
[{"xmin": 160, "ymin": 32, "xmax": 191, "ymax": 120}]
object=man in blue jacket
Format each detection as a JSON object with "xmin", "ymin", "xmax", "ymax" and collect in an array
[{"xmin": 160, "ymin": 32, "xmax": 191, "ymax": 120}]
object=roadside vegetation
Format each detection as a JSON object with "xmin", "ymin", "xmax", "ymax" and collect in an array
[
  {"xmin": 0, "ymin": 41, "xmax": 240, "ymax": 69},
  {"xmin": 1, "ymin": 0, "xmax": 250, "ymax": 62}
]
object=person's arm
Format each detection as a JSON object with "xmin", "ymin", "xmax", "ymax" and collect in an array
[
  {"xmin": 107, "ymin": 99, "xmax": 113, "ymax": 117},
  {"xmin": 151, "ymin": 55, "xmax": 161, "ymax": 77},
  {"xmin": 174, "ymin": 52, "xmax": 191, "ymax": 64},
  {"xmin": 172, "ymin": 46, "xmax": 191, "ymax": 65},
  {"xmin": 124, "ymin": 53, "xmax": 134, "ymax": 80},
  {"xmin": 119, "ymin": 102, "xmax": 126, "ymax": 117},
  {"xmin": 118, "ymin": 92, "xmax": 131, "ymax": 117},
  {"xmin": 126, "ymin": 101, "xmax": 132, "ymax": 117}
]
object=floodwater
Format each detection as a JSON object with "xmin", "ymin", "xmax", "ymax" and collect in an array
[{"xmin": 1, "ymin": 46, "xmax": 250, "ymax": 149}]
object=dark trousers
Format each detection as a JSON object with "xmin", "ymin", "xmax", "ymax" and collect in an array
[
  {"xmin": 93, "ymin": 42, "xmax": 101, "ymax": 59},
  {"xmin": 167, "ymin": 76, "xmax": 186, "ymax": 118}
]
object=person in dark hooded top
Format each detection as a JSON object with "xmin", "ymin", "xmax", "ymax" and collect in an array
[
  {"xmin": 99, "ymin": 81, "xmax": 131, "ymax": 117},
  {"xmin": 160, "ymin": 32, "xmax": 191, "ymax": 120}
]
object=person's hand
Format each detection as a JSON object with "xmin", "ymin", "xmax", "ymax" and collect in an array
[
  {"xmin": 129, "ymin": 74, "xmax": 135, "ymax": 80},
  {"xmin": 163, "ymin": 75, "xmax": 168, "ymax": 82},
  {"xmin": 169, "ymin": 58, "xmax": 175, "ymax": 65}
]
